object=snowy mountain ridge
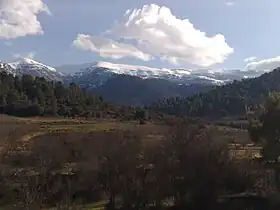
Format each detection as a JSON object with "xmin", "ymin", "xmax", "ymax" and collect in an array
[
  {"xmin": 9, "ymin": 57, "xmax": 57, "ymax": 73},
  {"xmin": 72, "ymin": 61, "xmax": 242, "ymax": 86},
  {"xmin": 1, "ymin": 57, "xmax": 64, "ymax": 81},
  {"xmin": 1, "ymin": 59, "xmax": 265, "ymax": 86},
  {"xmin": 95, "ymin": 61, "xmax": 192, "ymax": 77},
  {"xmin": 86, "ymin": 61, "xmax": 265, "ymax": 85}
]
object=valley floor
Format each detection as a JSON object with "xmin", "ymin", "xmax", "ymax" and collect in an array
[{"xmin": 0, "ymin": 115, "xmax": 275, "ymax": 210}]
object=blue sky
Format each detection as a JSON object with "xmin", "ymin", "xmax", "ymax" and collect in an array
[{"xmin": 0, "ymin": 0, "xmax": 279, "ymax": 72}]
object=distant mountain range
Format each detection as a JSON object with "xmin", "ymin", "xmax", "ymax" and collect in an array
[
  {"xmin": 59, "ymin": 61, "xmax": 264, "ymax": 86},
  {"xmin": 61, "ymin": 62, "xmax": 215, "ymax": 105},
  {"xmin": 0, "ymin": 58, "xmax": 272, "ymax": 106}
]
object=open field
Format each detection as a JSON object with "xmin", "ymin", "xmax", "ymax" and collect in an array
[
  {"xmin": 0, "ymin": 114, "xmax": 255, "ymax": 171},
  {"xmin": 0, "ymin": 115, "xmax": 164, "ymax": 143},
  {"xmin": 0, "ymin": 114, "xmax": 251, "ymax": 144}
]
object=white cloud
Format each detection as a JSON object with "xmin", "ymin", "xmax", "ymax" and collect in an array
[
  {"xmin": 26, "ymin": 51, "xmax": 36, "ymax": 59},
  {"xmin": 0, "ymin": 0, "xmax": 50, "ymax": 39},
  {"xmin": 225, "ymin": 1, "xmax": 235, "ymax": 6},
  {"xmin": 12, "ymin": 51, "xmax": 36, "ymax": 59},
  {"xmin": 245, "ymin": 56, "xmax": 280, "ymax": 72},
  {"xmin": 73, "ymin": 34, "xmax": 152, "ymax": 61},
  {"xmin": 244, "ymin": 56, "xmax": 257, "ymax": 63},
  {"xmin": 108, "ymin": 4, "xmax": 233, "ymax": 67}
]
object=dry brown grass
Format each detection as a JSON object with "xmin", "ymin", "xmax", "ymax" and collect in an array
[
  {"xmin": 0, "ymin": 114, "xmax": 250, "ymax": 150},
  {"xmin": 0, "ymin": 115, "xmax": 41, "ymax": 146},
  {"xmin": 207, "ymin": 125, "xmax": 251, "ymax": 144},
  {"xmin": 0, "ymin": 116, "xmax": 262, "ymax": 210}
]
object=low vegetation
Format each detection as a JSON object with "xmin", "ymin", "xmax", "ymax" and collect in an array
[
  {"xmin": 0, "ymin": 123, "xmax": 255, "ymax": 210},
  {"xmin": 0, "ymin": 109, "xmax": 279, "ymax": 210}
]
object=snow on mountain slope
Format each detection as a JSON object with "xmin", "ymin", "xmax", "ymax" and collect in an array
[
  {"xmin": 9, "ymin": 57, "xmax": 56, "ymax": 72},
  {"xmin": 8, "ymin": 57, "xmax": 63, "ymax": 81},
  {"xmin": 196, "ymin": 75, "xmax": 228, "ymax": 84},
  {"xmin": 95, "ymin": 61, "xmax": 192, "ymax": 79},
  {"xmin": 2, "ymin": 58, "xmax": 265, "ymax": 87},
  {"xmin": 95, "ymin": 61, "xmax": 191, "ymax": 78},
  {"xmin": 0, "ymin": 61, "xmax": 17, "ymax": 75},
  {"xmin": 72, "ymin": 61, "xmax": 231, "ymax": 86}
]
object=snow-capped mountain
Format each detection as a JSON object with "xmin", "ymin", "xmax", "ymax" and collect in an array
[
  {"xmin": 91, "ymin": 61, "xmax": 192, "ymax": 80},
  {"xmin": 6, "ymin": 57, "xmax": 63, "ymax": 81},
  {"xmin": 82, "ymin": 61, "xmax": 219, "ymax": 85},
  {"xmin": 69, "ymin": 61, "xmax": 222, "ymax": 87},
  {"xmin": 67, "ymin": 61, "xmax": 263, "ymax": 87},
  {"xmin": 2, "ymin": 58, "xmax": 265, "ymax": 86}
]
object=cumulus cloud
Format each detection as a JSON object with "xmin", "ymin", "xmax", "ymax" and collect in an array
[
  {"xmin": 244, "ymin": 56, "xmax": 257, "ymax": 63},
  {"xmin": 245, "ymin": 56, "xmax": 280, "ymax": 72},
  {"xmin": 108, "ymin": 4, "xmax": 233, "ymax": 67},
  {"xmin": 73, "ymin": 34, "xmax": 152, "ymax": 61},
  {"xmin": 0, "ymin": 0, "xmax": 50, "ymax": 39}
]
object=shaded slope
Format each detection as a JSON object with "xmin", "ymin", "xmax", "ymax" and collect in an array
[
  {"xmin": 92, "ymin": 75, "xmax": 212, "ymax": 106},
  {"xmin": 152, "ymin": 67, "xmax": 280, "ymax": 118}
]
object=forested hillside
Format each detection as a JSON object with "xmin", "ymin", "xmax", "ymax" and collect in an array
[
  {"xmin": 91, "ymin": 75, "xmax": 212, "ymax": 106},
  {"xmin": 152, "ymin": 67, "xmax": 280, "ymax": 118},
  {"xmin": 0, "ymin": 71, "xmax": 132, "ymax": 118}
]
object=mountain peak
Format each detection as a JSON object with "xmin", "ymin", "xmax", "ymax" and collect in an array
[
  {"xmin": 4, "ymin": 58, "xmax": 63, "ymax": 81},
  {"xmin": 9, "ymin": 57, "xmax": 57, "ymax": 72}
]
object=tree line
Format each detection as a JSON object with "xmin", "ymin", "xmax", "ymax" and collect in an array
[
  {"xmin": 152, "ymin": 67, "xmax": 280, "ymax": 118},
  {"xmin": 0, "ymin": 71, "xmax": 143, "ymax": 119},
  {"xmin": 248, "ymin": 92, "xmax": 280, "ymax": 162}
]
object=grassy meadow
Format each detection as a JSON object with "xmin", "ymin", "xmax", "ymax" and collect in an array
[{"xmin": 0, "ymin": 114, "xmax": 251, "ymax": 145}]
